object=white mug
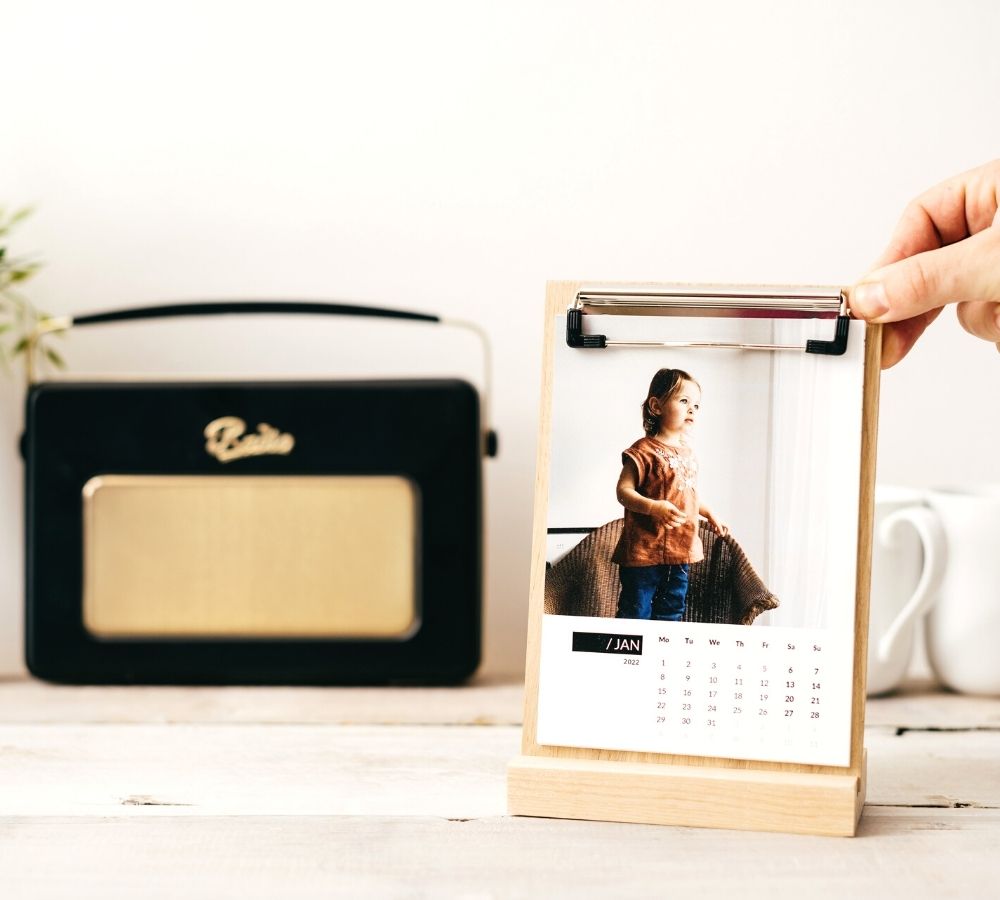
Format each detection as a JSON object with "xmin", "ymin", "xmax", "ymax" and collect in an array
[
  {"xmin": 867, "ymin": 486, "xmax": 946, "ymax": 696},
  {"xmin": 925, "ymin": 485, "xmax": 1000, "ymax": 695}
]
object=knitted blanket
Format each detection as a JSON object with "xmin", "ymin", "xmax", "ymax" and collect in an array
[{"xmin": 544, "ymin": 519, "xmax": 778, "ymax": 625}]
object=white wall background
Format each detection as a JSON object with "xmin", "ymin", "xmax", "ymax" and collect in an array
[{"xmin": 2, "ymin": 0, "xmax": 999, "ymax": 679}]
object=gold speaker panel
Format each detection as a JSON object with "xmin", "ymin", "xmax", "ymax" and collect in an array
[{"xmin": 82, "ymin": 475, "xmax": 419, "ymax": 639}]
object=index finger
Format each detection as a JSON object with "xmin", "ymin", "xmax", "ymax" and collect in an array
[{"xmin": 870, "ymin": 159, "xmax": 1000, "ymax": 269}]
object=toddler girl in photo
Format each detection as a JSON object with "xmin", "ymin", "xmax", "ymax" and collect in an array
[{"xmin": 612, "ymin": 367, "xmax": 729, "ymax": 621}]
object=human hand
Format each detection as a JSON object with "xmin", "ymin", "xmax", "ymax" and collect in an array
[
  {"xmin": 649, "ymin": 500, "xmax": 687, "ymax": 528},
  {"xmin": 705, "ymin": 515, "xmax": 730, "ymax": 539},
  {"xmin": 849, "ymin": 159, "xmax": 1000, "ymax": 368}
]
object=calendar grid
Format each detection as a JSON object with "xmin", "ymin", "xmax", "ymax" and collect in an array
[{"xmin": 537, "ymin": 615, "xmax": 854, "ymax": 767}]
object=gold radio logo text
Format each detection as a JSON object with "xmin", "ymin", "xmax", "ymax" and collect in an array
[{"xmin": 204, "ymin": 417, "xmax": 295, "ymax": 463}]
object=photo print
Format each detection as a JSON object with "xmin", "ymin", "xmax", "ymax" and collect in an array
[{"xmin": 544, "ymin": 313, "xmax": 864, "ymax": 631}]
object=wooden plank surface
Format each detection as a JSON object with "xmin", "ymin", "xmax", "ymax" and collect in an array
[
  {"xmin": 2, "ymin": 811, "xmax": 1000, "ymax": 900},
  {"xmin": 0, "ymin": 676, "xmax": 524, "ymax": 725},
  {"xmin": 1, "ymin": 679, "xmax": 999, "ymax": 897},
  {"xmin": 0, "ymin": 724, "xmax": 515, "ymax": 817},
  {"xmin": 866, "ymin": 727, "xmax": 1000, "ymax": 808},
  {"xmin": 0, "ymin": 721, "xmax": 998, "ymax": 817},
  {"xmin": 865, "ymin": 679, "xmax": 1000, "ymax": 729}
]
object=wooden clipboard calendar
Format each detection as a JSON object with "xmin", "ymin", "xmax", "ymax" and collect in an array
[{"xmin": 508, "ymin": 281, "xmax": 881, "ymax": 836}]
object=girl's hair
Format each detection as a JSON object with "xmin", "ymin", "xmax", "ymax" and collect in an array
[{"xmin": 642, "ymin": 368, "xmax": 699, "ymax": 436}]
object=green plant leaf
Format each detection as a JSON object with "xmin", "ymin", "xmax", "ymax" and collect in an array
[
  {"xmin": 0, "ymin": 208, "xmax": 33, "ymax": 236},
  {"xmin": 43, "ymin": 346, "xmax": 65, "ymax": 368},
  {"xmin": 0, "ymin": 206, "xmax": 47, "ymax": 379},
  {"xmin": 10, "ymin": 264, "xmax": 41, "ymax": 283}
]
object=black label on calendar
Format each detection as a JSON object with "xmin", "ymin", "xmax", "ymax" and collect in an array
[{"xmin": 572, "ymin": 632, "xmax": 643, "ymax": 655}]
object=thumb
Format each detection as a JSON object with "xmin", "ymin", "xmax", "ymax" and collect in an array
[{"xmin": 850, "ymin": 226, "xmax": 1000, "ymax": 335}]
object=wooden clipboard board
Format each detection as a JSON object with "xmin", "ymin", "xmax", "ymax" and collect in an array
[{"xmin": 509, "ymin": 281, "xmax": 881, "ymax": 836}]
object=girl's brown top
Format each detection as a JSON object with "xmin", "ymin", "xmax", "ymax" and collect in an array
[{"xmin": 611, "ymin": 436, "xmax": 705, "ymax": 567}]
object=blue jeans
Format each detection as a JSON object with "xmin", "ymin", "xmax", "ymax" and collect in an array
[{"xmin": 616, "ymin": 564, "xmax": 690, "ymax": 621}]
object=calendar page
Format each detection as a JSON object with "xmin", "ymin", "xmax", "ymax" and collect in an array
[{"xmin": 536, "ymin": 312, "xmax": 865, "ymax": 767}]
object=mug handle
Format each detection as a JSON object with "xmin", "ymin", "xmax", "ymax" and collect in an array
[{"xmin": 876, "ymin": 506, "xmax": 947, "ymax": 664}]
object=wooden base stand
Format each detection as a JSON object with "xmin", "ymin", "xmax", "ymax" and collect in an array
[{"xmin": 508, "ymin": 752, "xmax": 866, "ymax": 837}]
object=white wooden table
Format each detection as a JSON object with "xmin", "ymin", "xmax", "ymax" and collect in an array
[{"xmin": 0, "ymin": 676, "xmax": 998, "ymax": 898}]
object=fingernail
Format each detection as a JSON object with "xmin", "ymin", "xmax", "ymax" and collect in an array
[{"xmin": 852, "ymin": 282, "xmax": 890, "ymax": 319}]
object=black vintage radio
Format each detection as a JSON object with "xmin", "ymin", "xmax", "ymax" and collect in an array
[{"xmin": 22, "ymin": 301, "xmax": 495, "ymax": 685}]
